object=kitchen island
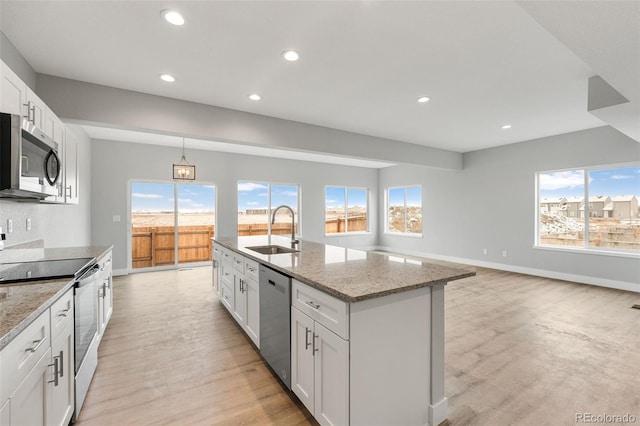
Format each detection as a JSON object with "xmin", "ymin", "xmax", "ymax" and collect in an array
[{"xmin": 213, "ymin": 235, "xmax": 475, "ymax": 426}]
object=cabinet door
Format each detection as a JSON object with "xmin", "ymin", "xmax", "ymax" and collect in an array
[
  {"xmin": 244, "ymin": 276, "xmax": 260, "ymax": 348},
  {"xmin": 0, "ymin": 398, "xmax": 9, "ymax": 426},
  {"xmin": 63, "ymin": 127, "xmax": 79, "ymax": 204},
  {"xmin": 291, "ymin": 307, "xmax": 315, "ymax": 414},
  {"xmin": 232, "ymin": 275, "xmax": 247, "ymax": 325},
  {"xmin": 0, "ymin": 61, "xmax": 26, "ymax": 115},
  {"xmin": 314, "ymin": 322, "xmax": 349, "ymax": 426},
  {"xmin": 10, "ymin": 349, "xmax": 51, "ymax": 426},
  {"xmin": 25, "ymin": 87, "xmax": 46, "ymax": 130},
  {"xmin": 49, "ymin": 320, "xmax": 75, "ymax": 426}
]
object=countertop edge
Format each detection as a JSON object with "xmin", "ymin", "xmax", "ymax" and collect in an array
[
  {"xmin": 0, "ymin": 245, "xmax": 114, "ymax": 351},
  {"xmin": 0, "ymin": 279, "xmax": 74, "ymax": 351},
  {"xmin": 214, "ymin": 239, "xmax": 476, "ymax": 303}
]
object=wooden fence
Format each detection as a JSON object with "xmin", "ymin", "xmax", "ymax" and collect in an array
[
  {"xmin": 132, "ymin": 226, "xmax": 215, "ymax": 269},
  {"xmin": 132, "ymin": 223, "xmax": 297, "ymax": 268},
  {"xmin": 325, "ymin": 215, "xmax": 367, "ymax": 233}
]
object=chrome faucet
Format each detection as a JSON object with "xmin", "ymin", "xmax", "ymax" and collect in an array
[{"xmin": 271, "ymin": 205, "xmax": 299, "ymax": 248}]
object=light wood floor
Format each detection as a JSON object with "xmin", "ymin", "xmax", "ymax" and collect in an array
[{"xmin": 76, "ymin": 265, "xmax": 640, "ymax": 425}]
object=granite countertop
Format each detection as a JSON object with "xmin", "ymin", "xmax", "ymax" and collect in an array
[
  {"xmin": 0, "ymin": 245, "xmax": 112, "ymax": 351},
  {"xmin": 213, "ymin": 236, "xmax": 475, "ymax": 302}
]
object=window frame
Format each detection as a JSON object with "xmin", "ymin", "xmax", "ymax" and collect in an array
[
  {"xmin": 384, "ymin": 184, "xmax": 423, "ymax": 237},
  {"xmin": 237, "ymin": 180, "xmax": 302, "ymax": 238},
  {"xmin": 534, "ymin": 162, "xmax": 640, "ymax": 258},
  {"xmin": 324, "ymin": 185, "xmax": 370, "ymax": 236}
]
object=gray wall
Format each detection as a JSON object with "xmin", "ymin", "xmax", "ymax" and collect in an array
[
  {"xmin": 379, "ymin": 126, "xmax": 640, "ymax": 290},
  {"xmin": 0, "ymin": 31, "xmax": 36, "ymax": 90},
  {"xmin": 91, "ymin": 139, "xmax": 378, "ymax": 272},
  {"xmin": 36, "ymin": 74, "xmax": 463, "ymax": 170},
  {"xmin": 0, "ymin": 124, "xmax": 92, "ymax": 248}
]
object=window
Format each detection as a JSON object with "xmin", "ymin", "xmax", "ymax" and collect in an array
[
  {"xmin": 537, "ymin": 164, "xmax": 640, "ymax": 254},
  {"xmin": 386, "ymin": 186, "xmax": 422, "ymax": 234},
  {"xmin": 325, "ymin": 186, "xmax": 368, "ymax": 234},
  {"xmin": 130, "ymin": 182, "xmax": 215, "ymax": 269},
  {"xmin": 237, "ymin": 182, "xmax": 300, "ymax": 236}
]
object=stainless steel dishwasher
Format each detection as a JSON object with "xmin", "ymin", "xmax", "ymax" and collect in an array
[{"xmin": 259, "ymin": 264, "xmax": 292, "ymax": 389}]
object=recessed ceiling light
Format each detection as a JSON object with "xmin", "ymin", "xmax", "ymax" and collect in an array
[
  {"xmin": 161, "ymin": 9, "xmax": 185, "ymax": 26},
  {"xmin": 160, "ymin": 74, "xmax": 175, "ymax": 82},
  {"xmin": 417, "ymin": 96, "xmax": 430, "ymax": 103},
  {"xmin": 501, "ymin": 124, "xmax": 512, "ymax": 129},
  {"xmin": 249, "ymin": 94, "xmax": 261, "ymax": 101},
  {"xmin": 282, "ymin": 50, "xmax": 299, "ymax": 62}
]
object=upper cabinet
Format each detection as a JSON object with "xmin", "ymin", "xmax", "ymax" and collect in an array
[
  {"xmin": 63, "ymin": 126, "xmax": 79, "ymax": 204},
  {"xmin": 1, "ymin": 60, "xmax": 80, "ymax": 205},
  {"xmin": 1, "ymin": 61, "xmax": 27, "ymax": 116}
]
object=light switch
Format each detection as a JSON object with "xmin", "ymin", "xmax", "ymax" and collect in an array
[{"xmin": 113, "ymin": 215, "xmax": 121, "ymax": 222}]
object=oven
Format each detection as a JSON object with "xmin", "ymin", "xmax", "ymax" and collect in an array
[
  {"xmin": 0, "ymin": 112, "xmax": 62, "ymax": 199},
  {"xmin": 73, "ymin": 262, "xmax": 100, "ymax": 420}
]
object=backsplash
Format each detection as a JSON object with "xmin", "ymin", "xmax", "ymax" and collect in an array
[{"xmin": 0, "ymin": 200, "xmax": 44, "ymax": 248}]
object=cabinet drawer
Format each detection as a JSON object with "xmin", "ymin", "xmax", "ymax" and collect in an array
[
  {"xmin": 220, "ymin": 261, "xmax": 234, "ymax": 285},
  {"xmin": 219, "ymin": 247, "xmax": 233, "ymax": 263},
  {"xmin": 213, "ymin": 243, "xmax": 222, "ymax": 256},
  {"xmin": 292, "ymin": 279, "xmax": 349, "ymax": 340},
  {"xmin": 232, "ymin": 253, "xmax": 245, "ymax": 272},
  {"xmin": 0, "ymin": 308, "xmax": 50, "ymax": 402},
  {"xmin": 220, "ymin": 280, "xmax": 233, "ymax": 312},
  {"xmin": 244, "ymin": 258, "xmax": 259, "ymax": 282},
  {"xmin": 50, "ymin": 288, "xmax": 73, "ymax": 342}
]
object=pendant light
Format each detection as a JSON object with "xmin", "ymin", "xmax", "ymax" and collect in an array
[{"xmin": 173, "ymin": 137, "xmax": 195, "ymax": 180}]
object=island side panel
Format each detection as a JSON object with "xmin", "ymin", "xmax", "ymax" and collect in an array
[
  {"xmin": 349, "ymin": 286, "xmax": 432, "ymax": 426},
  {"xmin": 430, "ymin": 282, "xmax": 447, "ymax": 426}
]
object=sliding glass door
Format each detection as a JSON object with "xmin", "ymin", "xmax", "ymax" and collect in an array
[{"xmin": 131, "ymin": 182, "xmax": 215, "ymax": 270}]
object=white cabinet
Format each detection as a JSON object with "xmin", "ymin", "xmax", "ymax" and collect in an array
[
  {"xmin": 0, "ymin": 286, "xmax": 75, "ymax": 426},
  {"xmin": 1, "ymin": 61, "xmax": 27, "ymax": 116},
  {"xmin": 9, "ymin": 348, "xmax": 51, "ymax": 426},
  {"xmin": 24, "ymin": 87, "xmax": 47, "ymax": 131},
  {"xmin": 214, "ymin": 244, "xmax": 260, "ymax": 348},
  {"xmin": 63, "ymin": 126, "xmax": 79, "ymax": 204},
  {"xmin": 212, "ymin": 243, "xmax": 221, "ymax": 296},
  {"xmin": 97, "ymin": 250, "xmax": 114, "ymax": 345},
  {"xmin": 0, "ymin": 398, "xmax": 9, "ymax": 425},
  {"xmin": 49, "ymin": 311, "xmax": 75, "ymax": 426},
  {"xmin": 292, "ymin": 304, "xmax": 349, "ymax": 426}
]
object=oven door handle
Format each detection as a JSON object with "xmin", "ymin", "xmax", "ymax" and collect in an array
[{"xmin": 75, "ymin": 264, "xmax": 100, "ymax": 287}]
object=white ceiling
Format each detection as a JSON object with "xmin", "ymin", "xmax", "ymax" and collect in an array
[{"xmin": 0, "ymin": 1, "xmax": 637, "ymax": 156}]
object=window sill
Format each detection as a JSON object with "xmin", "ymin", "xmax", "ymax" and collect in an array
[
  {"xmin": 383, "ymin": 232, "xmax": 423, "ymax": 238},
  {"xmin": 533, "ymin": 244, "xmax": 640, "ymax": 259},
  {"xmin": 325, "ymin": 232, "xmax": 371, "ymax": 237}
]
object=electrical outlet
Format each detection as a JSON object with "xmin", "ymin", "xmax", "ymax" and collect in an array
[
  {"xmin": 7, "ymin": 219, "xmax": 13, "ymax": 233},
  {"xmin": 502, "ymin": 250, "xmax": 507, "ymax": 257},
  {"xmin": 26, "ymin": 218, "xmax": 31, "ymax": 231},
  {"xmin": 482, "ymin": 248, "xmax": 488, "ymax": 255}
]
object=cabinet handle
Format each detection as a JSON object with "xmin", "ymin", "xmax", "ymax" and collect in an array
[
  {"xmin": 312, "ymin": 333, "xmax": 319, "ymax": 355},
  {"xmin": 59, "ymin": 350, "xmax": 64, "ymax": 377},
  {"xmin": 58, "ymin": 308, "xmax": 71, "ymax": 317},
  {"xmin": 48, "ymin": 357, "xmax": 59, "ymax": 386},
  {"xmin": 66, "ymin": 185, "xmax": 72, "ymax": 197},
  {"xmin": 212, "ymin": 260, "xmax": 218, "ymax": 268},
  {"xmin": 23, "ymin": 102, "xmax": 34, "ymax": 123},
  {"xmin": 306, "ymin": 301, "xmax": 320, "ymax": 310},
  {"xmin": 239, "ymin": 279, "xmax": 245, "ymax": 293},
  {"xmin": 305, "ymin": 327, "xmax": 312, "ymax": 350},
  {"xmin": 25, "ymin": 338, "xmax": 45, "ymax": 353}
]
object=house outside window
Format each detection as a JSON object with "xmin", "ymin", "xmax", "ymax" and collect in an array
[
  {"xmin": 325, "ymin": 186, "xmax": 369, "ymax": 234},
  {"xmin": 386, "ymin": 186, "xmax": 422, "ymax": 235},
  {"xmin": 536, "ymin": 164, "xmax": 639, "ymax": 254}
]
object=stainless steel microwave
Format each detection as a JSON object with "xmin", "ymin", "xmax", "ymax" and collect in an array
[{"xmin": 0, "ymin": 112, "xmax": 61, "ymax": 200}]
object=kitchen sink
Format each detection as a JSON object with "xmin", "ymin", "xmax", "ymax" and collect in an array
[{"xmin": 246, "ymin": 245, "xmax": 299, "ymax": 255}]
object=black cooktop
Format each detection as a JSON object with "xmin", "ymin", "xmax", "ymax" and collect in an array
[{"xmin": 0, "ymin": 258, "xmax": 94, "ymax": 284}]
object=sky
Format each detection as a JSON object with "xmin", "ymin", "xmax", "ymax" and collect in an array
[
  {"xmin": 237, "ymin": 182, "xmax": 298, "ymax": 211},
  {"xmin": 131, "ymin": 182, "xmax": 215, "ymax": 212},
  {"xmin": 325, "ymin": 187, "xmax": 368, "ymax": 209},
  {"xmin": 388, "ymin": 186, "xmax": 422, "ymax": 207},
  {"xmin": 539, "ymin": 165, "xmax": 640, "ymax": 198}
]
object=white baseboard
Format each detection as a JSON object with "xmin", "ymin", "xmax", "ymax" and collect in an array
[
  {"xmin": 112, "ymin": 268, "xmax": 129, "ymax": 277},
  {"xmin": 429, "ymin": 397, "xmax": 448, "ymax": 426},
  {"xmin": 375, "ymin": 246, "xmax": 639, "ymax": 293}
]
